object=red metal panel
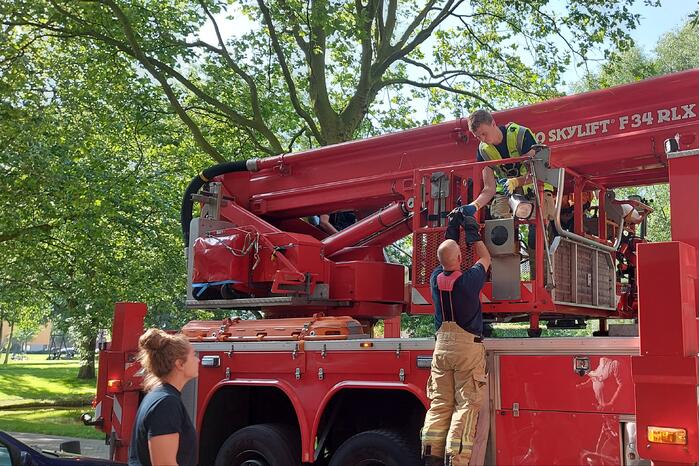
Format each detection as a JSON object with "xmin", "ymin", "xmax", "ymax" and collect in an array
[
  {"xmin": 383, "ymin": 316, "xmax": 401, "ymax": 338},
  {"xmin": 94, "ymin": 303, "xmax": 148, "ymax": 460},
  {"xmin": 498, "ymin": 355, "xmax": 635, "ymax": 414},
  {"xmin": 330, "ymin": 261, "xmax": 405, "ymax": 304},
  {"xmin": 110, "ymin": 302, "xmax": 146, "ymax": 352},
  {"xmin": 307, "ymin": 349, "xmax": 412, "ymax": 377},
  {"xmin": 633, "ymin": 241, "xmax": 699, "ymax": 465},
  {"xmin": 669, "ymin": 153, "xmax": 699, "ymax": 253},
  {"xmin": 193, "ymin": 354, "xmax": 228, "ymax": 424},
  {"xmin": 114, "ymin": 391, "xmax": 141, "ymax": 463},
  {"xmin": 495, "ymin": 410, "xmax": 622, "ymax": 465},
  {"xmin": 632, "ymin": 356, "xmax": 698, "ymax": 464},
  {"xmin": 215, "ymin": 352, "xmax": 306, "ymax": 376},
  {"xmin": 636, "ymin": 242, "xmax": 698, "ymax": 357}
]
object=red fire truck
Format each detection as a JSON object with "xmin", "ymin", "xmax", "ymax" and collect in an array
[{"xmin": 84, "ymin": 69, "xmax": 699, "ymax": 465}]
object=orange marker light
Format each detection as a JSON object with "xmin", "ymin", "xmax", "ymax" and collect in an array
[{"xmin": 647, "ymin": 426, "xmax": 687, "ymax": 445}]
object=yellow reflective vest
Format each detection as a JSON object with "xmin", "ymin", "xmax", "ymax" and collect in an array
[{"xmin": 478, "ymin": 123, "xmax": 552, "ymax": 193}]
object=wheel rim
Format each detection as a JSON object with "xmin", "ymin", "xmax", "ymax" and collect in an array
[{"xmin": 234, "ymin": 449, "xmax": 269, "ymax": 466}]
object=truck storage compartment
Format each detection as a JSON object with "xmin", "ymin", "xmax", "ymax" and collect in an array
[{"xmin": 551, "ymin": 237, "xmax": 616, "ymax": 310}]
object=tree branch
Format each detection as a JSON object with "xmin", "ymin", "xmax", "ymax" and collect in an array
[
  {"xmin": 375, "ymin": 0, "xmax": 463, "ymax": 78},
  {"xmin": 378, "ymin": 78, "xmax": 496, "ymax": 109},
  {"xmin": 400, "ymin": 57, "xmax": 549, "ymax": 98},
  {"xmin": 96, "ymin": 0, "xmax": 227, "ymax": 162},
  {"xmin": 528, "ymin": 4, "xmax": 591, "ymax": 75},
  {"xmin": 257, "ymin": 0, "xmax": 324, "ymax": 144},
  {"xmin": 301, "ymin": 0, "xmax": 342, "ymax": 142},
  {"xmin": 456, "ymin": 14, "xmax": 527, "ymax": 83},
  {"xmin": 395, "ymin": 0, "xmax": 462, "ymax": 63},
  {"xmin": 394, "ymin": 0, "xmax": 440, "ymax": 51},
  {"xmin": 339, "ymin": 0, "xmax": 378, "ymax": 127},
  {"xmin": 382, "ymin": 0, "xmax": 398, "ymax": 49},
  {"xmin": 196, "ymin": 1, "xmax": 266, "ymax": 124},
  {"xmin": 0, "ymin": 223, "xmax": 54, "ymax": 243},
  {"xmin": 41, "ymin": 0, "xmax": 284, "ymax": 156},
  {"xmin": 286, "ymin": 127, "xmax": 307, "ymax": 153},
  {"xmin": 376, "ymin": 0, "xmax": 385, "ymax": 46}
]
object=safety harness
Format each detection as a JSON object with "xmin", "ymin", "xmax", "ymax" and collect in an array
[{"xmin": 436, "ymin": 270, "xmax": 463, "ymax": 323}]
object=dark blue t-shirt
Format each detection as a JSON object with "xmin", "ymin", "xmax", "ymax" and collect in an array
[
  {"xmin": 476, "ymin": 125, "xmax": 536, "ymax": 178},
  {"xmin": 430, "ymin": 263, "xmax": 487, "ymax": 336},
  {"xmin": 329, "ymin": 211, "xmax": 357, "ymax": 231},
  {"xmin": 128, "ymin": 383, "xmax": 197, "ymax": 466}
]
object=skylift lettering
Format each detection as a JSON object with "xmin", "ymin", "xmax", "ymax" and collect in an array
[{"xmin": 535, "ymin": 104, "xmax": 697, "ymax": 144}]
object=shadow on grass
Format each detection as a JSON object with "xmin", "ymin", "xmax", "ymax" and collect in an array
[{"xmin": 0, "ymin": 362, "xmax": 96, "ymax": 407}]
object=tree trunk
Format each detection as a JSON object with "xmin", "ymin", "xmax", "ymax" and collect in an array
[
  {"xmin": 77, "ymin": 334, "xmax": 96, "ymax": 379},
  {"xmin": 3, "ymin": 321, "xmax": 14, "ymax": 365},
  {"xmin": 0, "ymin": 311, "xmax": 4, "ymax": 351}
]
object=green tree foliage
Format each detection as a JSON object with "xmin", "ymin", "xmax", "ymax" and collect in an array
[
  {"xmin": 654, "ymin": 20, "xmax": 699, "ymax": 74},
  {"xmin": 573, "ymin": 18, "xmax": 698, "ymax": 91},
  {"xmin": 0, "ymin": 29, "xmax": 211, "ymax": 376},
  {"xmin": 633, "ymin": 185, "xmax": 671, "ymax": 243},
  {"xmin": 573, "ymin": 18, "xmax": 697, "ymax": 243},
  {"xmin": 3, "ymin": 0, "xmax": 658, "ymax": 157}
]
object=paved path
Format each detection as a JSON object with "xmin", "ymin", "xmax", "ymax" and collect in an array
[{"xmin": 8, "ymin": 432, "xmax": 109, "ymax": 459}]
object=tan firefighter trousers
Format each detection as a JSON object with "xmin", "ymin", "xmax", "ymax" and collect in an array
[{"xmin": 421, "ymin": 322, "xmax": 487, "ymax": 466}]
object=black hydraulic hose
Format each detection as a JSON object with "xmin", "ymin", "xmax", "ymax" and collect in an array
[{"xmin": 180, "ymin": 160, "xmax": 252, "ymax": 248}]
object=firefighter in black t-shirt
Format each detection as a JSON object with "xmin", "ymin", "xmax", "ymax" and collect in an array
[
  {"xmin": 421, "ymin": 211, "xmax": 491, "ymax": 466},
  {"xmin": 466, "ymin": 109, "xmax": 555, "ymax": 279}
]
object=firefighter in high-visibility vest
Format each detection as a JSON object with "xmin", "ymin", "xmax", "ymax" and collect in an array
[
  {"xmin": 421, "ymin": 210, "xmax": 491, "ymax": 466},
  {"xmin": 462, "ymin": 109, "xmax": 555, "ymax": 279}
]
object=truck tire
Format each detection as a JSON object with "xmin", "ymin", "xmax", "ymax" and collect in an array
[
  {"xmin": 329, "ymin": 429, "xmax": 420, "ymax": 466},
  {"xmin": 214, "ymin": 423, "xmax": 300, "ymax": 466}
]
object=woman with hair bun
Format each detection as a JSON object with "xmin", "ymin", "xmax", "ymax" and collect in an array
[{"xmin": 128, "ymin": 328, "xmax": 199, "ymax": 466}]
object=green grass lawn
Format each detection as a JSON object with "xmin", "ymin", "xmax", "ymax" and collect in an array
[
  {"xmin": 0, "ymin": 354, "xmax": 100, "ymax": 439},
  {"xmin": 0, "ymin": 408, "xmax": 104, "ymax": 439},
  {"xmin": 0, "ymin": 354, "xmax": 95, "ymax": 407}
]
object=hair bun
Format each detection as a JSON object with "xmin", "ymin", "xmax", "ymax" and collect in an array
[
  {"xmin": 139, "ymin": 328, "xmax": 168, "ymax": 352},
  {"xmin": 136, "ymin": 328, "xmax": 192, "ymax": 391}
]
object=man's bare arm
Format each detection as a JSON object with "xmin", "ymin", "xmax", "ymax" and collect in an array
[
  {"xmin": 473, "ymin": 241, "xmax": 491, "ymax": 271},
  {"xmin": 318, "ymin": 214, "xmax": 339, "ymax": 235},
  {"xmin": 472, "ymin": 166, "xmax": 496, "ymax": 211}
]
